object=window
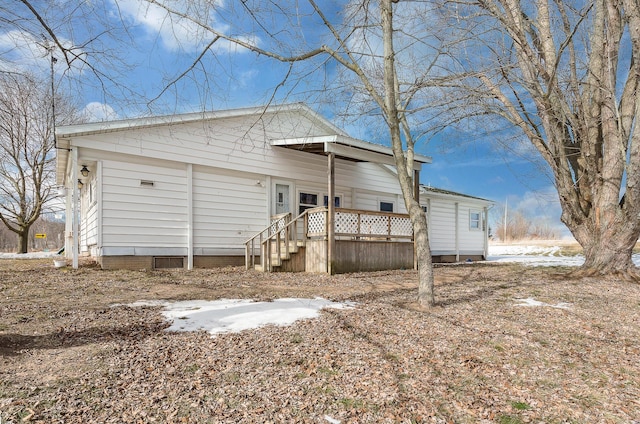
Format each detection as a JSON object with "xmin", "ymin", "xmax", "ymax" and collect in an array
[
  {"xmin": 380, "ymin": 201, "xmax": 394, "ymax": 212},
  {"xmin": 470, "ymin": 210, "xmax": 481, "ymax": 230},
  {"xmin": 299, "ymin": 192, "xmax": 318, "ymax": 214},
  {"xmin": 323, "ymin": 195, "xmax": 341, "ymax": 208},
  {"xmin": 89, "ymin": 179, "xmax": 96, "ymax": 205}
]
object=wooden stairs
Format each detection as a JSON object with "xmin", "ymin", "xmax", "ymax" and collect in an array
[{"xmin": 253, "ymin": 239, "xmax": 305, "ymax": 272}]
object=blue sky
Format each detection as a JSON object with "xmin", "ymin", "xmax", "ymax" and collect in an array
[{"xmin": 0, "ymin": 0, "xmax": 566, "ymax": 236}]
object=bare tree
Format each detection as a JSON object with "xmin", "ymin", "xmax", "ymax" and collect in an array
[
  {"xmin": 1, "ymin": 1, "xmax": 147, "ymax": 116},
  {"xmin": 444, "ymin": 0, "xmax": 640, "ymax": 278},
  {"xmin": 0, "ymin": 72, "xmax": 74, "ymax": 253},
  {"xmin": 138, "ymin": 0, "xmax": 440, "ymax": 306}
]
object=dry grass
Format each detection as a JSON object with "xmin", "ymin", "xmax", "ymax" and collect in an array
[{"xmin": 1, "ymin": 259, "xmax": 639, "ymax": 423}]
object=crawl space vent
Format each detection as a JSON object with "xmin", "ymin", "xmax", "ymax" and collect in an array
[{"xmin": 154, "ymin": 257, "xmax": 184, "ymax": 269}]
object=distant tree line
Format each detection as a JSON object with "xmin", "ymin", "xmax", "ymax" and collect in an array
[
  {"xmin": 0, "ymin": 216, "xmax": 64, "ymax": 252},
  {"xmin": 492, "ymin": 210, "xmax": 560, "ymax": 242}
]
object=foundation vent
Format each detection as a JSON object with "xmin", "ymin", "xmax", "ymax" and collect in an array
[{"xmin": 154, "ymin": 257, "xmax": 184, "ymax": 269}]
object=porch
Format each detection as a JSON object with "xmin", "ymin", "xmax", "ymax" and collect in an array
[{"xmin": 245, "ymin": 207, "xmax": 415, "ymax": 274}]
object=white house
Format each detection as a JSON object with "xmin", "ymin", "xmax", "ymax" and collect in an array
[
  {"xmin": 56, "ymin": 103, "xmax": 492, "ymax": 271},
  {"xmin": 420, "ymin": 186, "xmax": 493, "ymax": 263}
]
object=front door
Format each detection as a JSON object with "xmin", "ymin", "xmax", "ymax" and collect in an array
[{"xmin": 274, "ymin": 183, "xmax": 291, "ymax": 215}]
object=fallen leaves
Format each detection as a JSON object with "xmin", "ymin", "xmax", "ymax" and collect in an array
[{"xmin": 0, "ymin": 261, "xmax": 639, "ymax": 422}]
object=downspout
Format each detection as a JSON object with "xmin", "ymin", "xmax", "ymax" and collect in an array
[
  {"xmin": 187, "ymin": 164, "xmax": 193, "ymax": 270},
  {"xmin": 455, "ymin": 202, "xmax": 459, "ymax": 262}
]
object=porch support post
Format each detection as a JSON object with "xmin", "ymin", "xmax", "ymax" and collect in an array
[
  {"xmin": 186, "ymin": 163, "xmax": 193, "ymax": 270},
  {"xmin": 71, "ymin": 148, "xmax": 79, "ymax": 269},
  {"xmin": 327, "ymin": 152, "xmax": 335, "ymax": 275}
]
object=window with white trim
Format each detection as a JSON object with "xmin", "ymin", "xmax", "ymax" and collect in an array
[
  {"xmin": 323, "ymin": 195, "xmax": 341, "ymax": 208},
  {"xmin": 470, "ymin": 210, "xmax": 481, "ymax": 230}
]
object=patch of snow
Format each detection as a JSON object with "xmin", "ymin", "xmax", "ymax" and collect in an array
[
  {"xmin": 119, "ymin": 298, "xmax": 355, "ymax": 336},
  {"xmin": 514, "ymin": 297, "xmax": 571, "ymax": 309},
  {"xmin": 488, "ymin": 245, "xmax": 640, "ymax": 267},
  {"xmin": 0, "ymin": 251, "xmax": 60, "ymax": 259},
  {"xmin": 489, "ymin": 245, "xmax": 562, "ymax": 256}
]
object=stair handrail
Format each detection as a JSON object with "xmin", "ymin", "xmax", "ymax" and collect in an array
[
  {"xmin": 244, "ymin": 212, "xmax": 291, "ymax": 270},
  {"xmin": 245, "ymin": 208, "xmax": 319, "ymax": 271}
]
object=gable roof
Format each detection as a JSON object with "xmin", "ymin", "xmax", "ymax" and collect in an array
[
  {"xmin": 56, "ymin": 103, "xmax": 432, "ymax": 185},
  {"xmin": 56, "ymin": 103, "xmax": 344, "ymax": 139},
  {"xmin": 421, "ymin": 185, "xmax": 493, "ymax": 205}
]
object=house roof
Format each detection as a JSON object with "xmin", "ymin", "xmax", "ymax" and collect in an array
[
  {"xmin": 56, "ymin": 103, "xmax": 431, "ymax": 185},
  {"xmin": 420, "ymin": 185, "xmax": 494, "ymax": 205}
]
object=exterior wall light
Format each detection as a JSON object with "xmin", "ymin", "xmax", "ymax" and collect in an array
[
  {"xmin": 80, "ymin": 165, "xmax": 90, "ymax": 177},
  {"xmin": 78, "ymin": 179, "xmax": 84, "ymax": 189}
]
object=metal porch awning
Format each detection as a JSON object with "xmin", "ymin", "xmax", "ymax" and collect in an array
[{"xmin": 270, "ymin": 135, "xmax": 431, "ymax": 170}]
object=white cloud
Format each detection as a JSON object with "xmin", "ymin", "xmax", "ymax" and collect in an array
[
  {"xmin": 0, "ymin": 30, "xmax": 53, "ymax": 73},
  {"xmin": 512, "ymin": 185, "xmax": 561, "ymax": 217},
  {"xmin": 112, "ymin": 0, "xmax": 258, "ymax": 54},
  {"xmin": 0, "ymin": 29, "xmax": 84, "ymax": 77},
  {"xmin": 81, "ymin": 102, "xmax": 119, "ymax": 122}
]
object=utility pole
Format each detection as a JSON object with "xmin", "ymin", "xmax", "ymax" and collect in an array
[{"xmin": 503, "ymin": 198, "xmax": 508, "ymax": 242}]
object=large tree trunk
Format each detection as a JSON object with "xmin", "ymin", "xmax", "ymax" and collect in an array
[
  {"xmin": 565, "ymin": 207, "xmax": 640, "ymax": 278},
  {"xmin": 411, "ymin": 202, "xmax": 434, "ymax": 306},
  {"xmin": 17, "ymin": 227, "xmax": 29, "ymax": 254},
  {"xmin": 471, "ymin": 0, "xmax": 640, "ymax": 280}
]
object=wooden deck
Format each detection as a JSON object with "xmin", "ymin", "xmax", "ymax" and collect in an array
[{"xmin": 245, "ymin": 208, "xmax": 414, "ymax": 273}]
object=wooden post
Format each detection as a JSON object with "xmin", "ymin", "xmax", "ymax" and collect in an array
[
  {"xmin": 327, "ymin": 153, "xmax": 335, "ymax": 274},
  {"xmin": 413, "ymin": 169, "xmax": 420, "ymax": 203}
]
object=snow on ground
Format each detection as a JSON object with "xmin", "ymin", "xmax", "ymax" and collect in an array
[
  {"xmin": 488, "ymin": 244, "xmax": 640, "ymax": 267},
  {"xmin": 0, "ymin": 251, "xmax": 60, "ymax": 259},
  {"xmin": 488, "ymin": 244, "xmax": 585, "ymax": 267},
  {"xmin": 116, "ymin": 298, "xmax": 355, "ymax": 336},
  {"xmin": 514, "ymin": 297, "xmax": 572, "ymax": 309}
]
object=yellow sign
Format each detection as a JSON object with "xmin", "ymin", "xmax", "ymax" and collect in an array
[{"xmin": 35, "ymin": 233, "xmax": 46, "ymax": 239}]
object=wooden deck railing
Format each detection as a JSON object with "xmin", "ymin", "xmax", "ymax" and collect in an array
[
  {"xmin": 245, "ymin": 207, "xmax": 413, "ymax": 271},
  {"xmin": 307, "ymin": 207, "xmax": 413, "ymax": 240}
]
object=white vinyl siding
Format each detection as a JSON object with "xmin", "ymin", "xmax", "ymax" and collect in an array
[
  {"xmin": 101, "ymin": 160, "xmax": 188, "ymax": 250},
  {"xmin": 80, "ymin": 178, "xmax": 98, "ymax": 252},
  {"xmin": 428, "ymin": 200, "xmax": 457, "ymax": 254},
  {"xmin": 423, "ymin": 195, "xmax": 488, "ymax": 256},
  {"xmin": 72, "ymin": 117, "xmax": 405, "ymax": 196},
  {"xmin": 459, "ymin": 204, "xmax": 486, "ymax": 253},
  {"xmin": 192, "ymin": 166, "xmax": 267, "ymax": 254}
]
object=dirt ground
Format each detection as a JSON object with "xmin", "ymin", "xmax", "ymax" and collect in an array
[{"xmin": 1, "ymin": 259, "xmax": 639, "ymax": 423}]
